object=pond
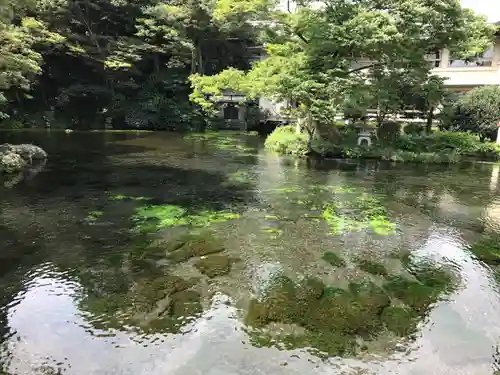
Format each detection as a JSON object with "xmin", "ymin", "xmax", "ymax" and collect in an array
[{"xmin": 1, "ymin": 130, "xmax": 500, "ymax": 375}]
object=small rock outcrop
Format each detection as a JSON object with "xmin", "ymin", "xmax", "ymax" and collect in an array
[
  {"xmin": 0, "ymin": 143, "xmax": 48, "ymax": 174},
  {"xmin": 0, "ymin": 152, "xmax": 26, "ymax": 173}
]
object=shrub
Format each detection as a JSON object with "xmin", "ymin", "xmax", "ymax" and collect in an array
[
  {"xmin": 264, "ymin": 125, "xmax": 308, "ymax": 155},
  {"xmin": 403, "ymin": 123, "xmax": 424, "ymax": 135},
  {"xmin": 0, "ymin": 119, "xmax": 24, "ymax": 129},
  {"xmin": 377, "ymin": 121, "xmax": 401, "ymax": 143},
  {"xmin": 383, "ymin": 150, "xmax": 461, "ymax": 164},
  {"xmin": 443, "ymin": 86, "xmax": 500, "ymax": 139},
  {"xmin": 395, "ymin": 132, "xmax": 484, "ymax": 154}
]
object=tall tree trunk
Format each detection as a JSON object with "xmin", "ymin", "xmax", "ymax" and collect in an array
[{"xmin": 426, "ymin": 106, "xmax": 434, "ymax": 134}]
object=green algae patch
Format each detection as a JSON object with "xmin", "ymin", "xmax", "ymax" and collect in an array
[
  {"xmin": 384, "ymin": 274, "xmax": 449, "ymax": 315},
  {"xmin": 194, "ymin": 255, "xmax": 231, "ymax": 278},
  {"xmin": 381, "ymin": 306, "xmax": 418, "ymax": 336},
  {"xmin": 131, "ymin": 204, "xmax": 240, "ymax": 232},
  {"xmin": 85, "ymin": 210, "xmax": 104, "ymax": 223},
  {"xmin": 168, "ymin": 290, "xmax": 203, "ymax": 319},
  {"xmin": 408, "ymin": 260, "xmax": 455, "ymax": 291},
  {"xmin": 357, "ymin": 259, "xmax": 389, "ymax": 277},
  {"xmin": 322, "ymin": 251, "xmax": 346, "ymax": 267},
  {"xmin": 468, "ymin": 237, "xmax": 500, "ymax": 265},
  {"xmin": 244, "ymin": 258, "xmax": 456, "ymax": 358},
  {"xmin": 245, "ymin": 276, "xmax": 395, "ymax": 357},
  {"xmin": 321, "ymin": 193, "xmax": 396, "ymax": 235}
]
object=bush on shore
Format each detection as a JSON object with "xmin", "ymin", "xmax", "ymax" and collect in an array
[
  {"xmin": 264, "ymin": 124, "xmax": 500, "ymax": 163},
  {"xmin": 440, "ymin": 86, "xmax": 500, "ymax": 140},
  {"xmin": 264, "ymin": 125, "xmax": 309, "ymax": 155}
]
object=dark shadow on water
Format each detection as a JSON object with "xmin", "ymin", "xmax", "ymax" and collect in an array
[{"xmin": 0, "ymin": 132, "xmax": 257, "ymax": 344}]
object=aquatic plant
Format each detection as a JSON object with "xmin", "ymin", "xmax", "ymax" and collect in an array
[
  {"xmin": 85, "ymin": 210, "xmax": 104, "ymax": 223},
  {"xmin": 245, "ymin": 257, "xmax": 456, "ymax": 358},
  {"xmin": 322, "ymin": 251, "xmax": 346, "ymax": 267},
  {"xmin": 357, "ymin": 259, "xmax": 389, "ymax": 277},
  {"xmin": 468, "ymin": 237, "xmax": 500, "ymax": 265},
  {"xmin": 131, "ymin": 204, "xmax": 240, "ymax": 232},
  {"xmin": 380, "ymin": 306, "xmax": 418, "ymax": 336},
  {"xmin": 321, "ymin": 193, "xmax": 396, "ymax": 235}
]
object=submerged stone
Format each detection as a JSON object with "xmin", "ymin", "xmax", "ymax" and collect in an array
[
  {"xmin": 408, "ymin": 261, "xmax": 454, "ymax": 291},
  {"xmin": 381, "ymin": 306, "xmax": 417, "ymax": 336},
  {"xmin": 169, "ymin": 290, "xmax": 203, "ymax": 318},
  {"xmin": 384, "ymin": 276, "xmax": 438, "ymax": 314},
  {"xmin": 0, "ymin": 152, "xmax": 26, "ymax": 173},
  {"xmin": 322, "ymin": 251, "xmax": 346, "ymax": 267},
  {"xmin": 357, "ymin": 259, "xmax": 389, "ymax": 277},
  {"xmin": 194, "ymin": 255, "xmax": 231, "ymax": 278},
  {"xmin": 468, "ymin": 238, "xmax": 500, "ymax": 265},
  {"xmin": 167, "ymin": 235, "xmax": 225, "ymax": 263},
  {"xmin": 246, "ymin": 276, "xmax": 394, "ymax": 356}
]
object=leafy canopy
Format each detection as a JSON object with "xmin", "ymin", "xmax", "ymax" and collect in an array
[{"xmin": 190, "ymin": 0, "xmax": 494, "ymax": 125}]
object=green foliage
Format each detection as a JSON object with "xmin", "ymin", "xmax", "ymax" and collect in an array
[
  {"xmin": 395, "ymin": 131, "xmax": 498, "ymax": 155},
  {"xmin": 443, "ymin": 86, "xmax": 500, "ymax": 139},
  {"xmin": 377, "ymin": 121, "xmax": 401, "ymax": 144},
  {"xmin": 189, "ymin": 0, "xmax": 493, "ymax": 138},
  {"xmin": 403, "ymin": 123, "xmax": 424, "ymax": 135},
  {"xmin": 264, "ymin": 125, "xmax": 308, "ymax": 155}
]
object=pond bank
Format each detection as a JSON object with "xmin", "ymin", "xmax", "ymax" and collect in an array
[{"xmin": 265, "ymin": 125, "xmax": 500, "ymax": 164}]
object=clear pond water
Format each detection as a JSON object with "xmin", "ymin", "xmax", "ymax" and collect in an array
[{"xmin": 1, "ymin": 131, "xmax": 500, "ymax": 375}]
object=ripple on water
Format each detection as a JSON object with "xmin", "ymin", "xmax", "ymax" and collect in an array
[{"xmin": 2, "ymin": 133, "xmax": 500, "ymax": 374}]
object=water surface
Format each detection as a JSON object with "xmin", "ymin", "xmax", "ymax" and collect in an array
[{"xmin": 1, "ymin": 131, "xmax": 500, "ymax": 375}]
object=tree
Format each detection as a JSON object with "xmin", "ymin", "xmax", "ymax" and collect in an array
[
  {"xmin": 443, "ymin": 85, "xmax": 500, "ymax": 140},
  {"xmin": 413, "ymin": 76, "xmax": 446, "ymax": 134},
  {"xmin": 190, "ymin": 0, "xmax": 494, "ymax": 150}
]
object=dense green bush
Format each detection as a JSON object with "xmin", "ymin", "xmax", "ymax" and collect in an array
[
  {"xmin": 265, "ymin": 124, "xmax": 500, "ymax": 162},
  {"xmin": 403, "ymin": 123, "xmax": 424, "ymax": 135},
  {"xmin": 442, "ymin": 86, "xmax": 500, "ymax": 139},
  {"xmin": 264, "ymin": 125, "xmax": 309, "ymax": 155},
  {"xmin": 395, "ymin": 132, "xmax": 488, "ymax": 154},
  {"xmin": 377, "ymin": 121, "xmax": 401, "ymax": 143}
]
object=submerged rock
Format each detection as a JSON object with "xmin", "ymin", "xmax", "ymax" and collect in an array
[
  {"xmin": 0, "ymin": 143, "xmax": 48, "ymax": 174},
  {"xmin": 194, "ymin": 255, "xmax": 231, "ymax": 278}
]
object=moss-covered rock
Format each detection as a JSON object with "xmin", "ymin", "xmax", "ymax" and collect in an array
[
  {"xmin": 169, "ymin": 290, "xmax": 203, "ymax": 318},
  {"xmin": 384, "ymin": 275, "xmax": 438, "ymax": 314},
  {"xmin": 381, "ymin": 306, "xmax": 417, "ymax": 336},
  {"xmin": 194, "ymin": 255, "xmax": 231, "ymax": 278},
  {"xmin": 468, "ymin": 237, "xmax": 500, "ymax": 265},
  {"xmin": 322, "ymin": 251, "xmax": 346, "ymax": 267},
  {"xmin": 167, "ymin": 235, "xmax": 225, "ymax": 263},
  {"xmin": 357, "ymin": 259, "xmax": 389, "ymax": 277}
]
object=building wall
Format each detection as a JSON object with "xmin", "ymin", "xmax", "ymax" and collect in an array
[{"xmin": 432, "ymin": 39, "xmax": 500, "ymax": 88}]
